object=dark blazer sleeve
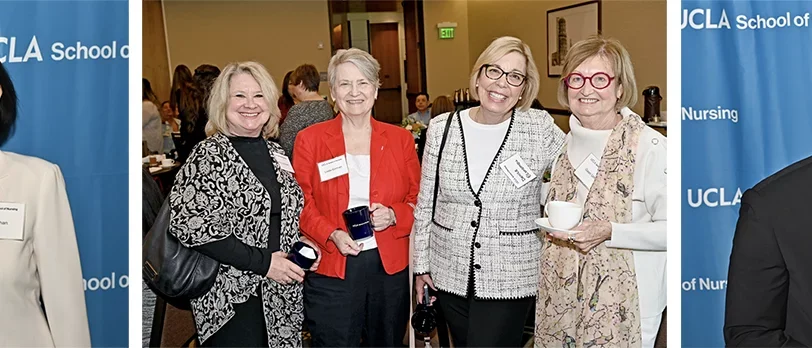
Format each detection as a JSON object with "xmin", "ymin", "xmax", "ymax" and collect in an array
[
  {"xmin": 416, "ymin": 128, "xmax": 427, "ymax": 163},
  {"xmin": 724, "ymin": 189, "xmax": 804, "ymax": 347}
]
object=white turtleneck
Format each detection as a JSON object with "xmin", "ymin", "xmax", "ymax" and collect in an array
[{"xmin": 550, "ymin": 107, "xmax": 667, "ymax": 320}]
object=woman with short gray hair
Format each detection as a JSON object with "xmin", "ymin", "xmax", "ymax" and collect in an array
[{"xmin": 294, "ymin": 48, "xmax": 420, "ymax": 346}]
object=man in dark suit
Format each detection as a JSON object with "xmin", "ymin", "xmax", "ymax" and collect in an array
[{"xmin": 724, "ymin": 156, "xmax": 812, "ymax": 347}]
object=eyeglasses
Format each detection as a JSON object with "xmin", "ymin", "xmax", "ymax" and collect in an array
[
  {"xmin": 564, "ymin": 72, "xmax": 615, "ymax": 90},
  {"xmin": 481, "ymin": 64, "xmax": 526, "ymax": 87}
]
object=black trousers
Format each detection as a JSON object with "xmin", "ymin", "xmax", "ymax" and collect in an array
[
  {"xmin": 304, "ymin": 249, "xmax": 409, "ymax": 347},
  {"xmin": 436, "ymin": 289, "xmax": 534, "ymax": 347},
  {"xmin": 200, "ymin": 293, "xmax": 268, "ymax": 347}
]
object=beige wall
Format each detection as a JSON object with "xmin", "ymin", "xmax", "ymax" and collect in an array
[
  {"xmin": 424, "ymin": 0, "xmax": 666, "ymax": 128},
  {"xmin": 143, "ymin": 0, "xmax": 170, "ymax": 103},
  {"xmin": 422, "ymin": 1, "xmax": 470, "ymax": 100},
  {"xmin": 162, "ymin": 1, "xmax": 333, "ymax": 97}
]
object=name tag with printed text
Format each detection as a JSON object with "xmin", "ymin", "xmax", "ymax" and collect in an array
[
  {"xmin": 317, "ymin": 155, "xmax": 349, "ymax": 182},
  {"xmin": 575, "ymin": 153, "xmax": 600, "ymax": 189},
  {"xmin": 0, "ymin": 202, "xmax": 25, "ymax": 240},
  {"xmin": 273, "ymin": 153, "xmax": 295, "ymax": 173},
  {"xmin": 499, "ymin": 153, "xmax": 537, "ymax": 188}
]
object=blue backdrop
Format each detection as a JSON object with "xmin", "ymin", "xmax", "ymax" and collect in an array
[
  {"xmin": 681, "ymin": 1, "xmax": 812, "ymax": 346},
  {"xmin": 0, "ymin": 1, "xmax": 128, "ymax": 346}
]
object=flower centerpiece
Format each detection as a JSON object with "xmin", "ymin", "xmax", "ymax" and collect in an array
[{"xmin": 401, "ymin": 117, "xmax": 427, "ymax": 138}]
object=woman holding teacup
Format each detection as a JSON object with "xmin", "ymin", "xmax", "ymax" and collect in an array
[
  {"xmin": 536, "ymin": 36, "xmax": 667, "ymax": 348},
  {"xmin": 169, "ymin": 61, "xmax": 321, "ymax": 347},
  {"xmin": 292, "ymin": 48, "xmax": 420, "ymax": 346},
  {"xmin": 412, "ymin": 36, "xmax": 565, "ymax": 346}
]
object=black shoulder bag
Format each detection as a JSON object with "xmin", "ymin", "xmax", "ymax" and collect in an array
[
  {"xmin": 143, "ymin": 196, "xmax": 219, "ymax": 308},
  {"xmin": 432, "ymin": 111, "xmax": 455, "ymax": 220}
]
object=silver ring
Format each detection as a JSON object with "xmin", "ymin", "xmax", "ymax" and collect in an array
[{"xmin": 567, "ymin": 235, "xmax": 575, "ymax": 244}]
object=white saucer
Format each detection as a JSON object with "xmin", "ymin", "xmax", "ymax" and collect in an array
[{"xmin": 534, "ymin": 218, "xmax": 580, "ymax": 235}]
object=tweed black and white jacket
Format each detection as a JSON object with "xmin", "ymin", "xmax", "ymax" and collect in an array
[
  {"xmin": 169, "ymin": 133, "xmax": 305, "ymax": 346},
  {"xmin": 412, "ymin": 108, "xmax": 565, "ymax": 300}
]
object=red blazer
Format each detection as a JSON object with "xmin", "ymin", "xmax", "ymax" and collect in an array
[{"xmin": 292, "ymin": 115, "xmax": 420, "ymax": 279}]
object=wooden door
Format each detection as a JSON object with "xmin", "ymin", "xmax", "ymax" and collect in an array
[
  {"xmin": 369, "ymin": 22, "xmax": 402, "ymax": 124},
  {"xmin": 402, "ymin": 0, "xmax": 425, "ymax": 114}
]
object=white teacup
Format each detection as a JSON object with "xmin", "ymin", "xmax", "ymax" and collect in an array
[
  {"xmin": 544, "ymin": 201, "xmax": 583, "ymax": 230},
  {"xmin": 161, "ymin": 158, "xmax": 175, "ymax": 168}
]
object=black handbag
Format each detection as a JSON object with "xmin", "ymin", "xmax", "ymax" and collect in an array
[
  {"xmin": 432, "ymin": 110, "xmax": 455, "ymax": 221},
  {"xmin": 143, "ymin": 196, "xmax": 219, "ymax": 308}
]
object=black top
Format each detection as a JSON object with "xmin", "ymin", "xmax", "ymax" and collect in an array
[
  {"xmin": 193, "ymin": 136, "xmax": 282, "ymax": 276},
  {"xmin": 724, "ymin": 155, "xmax": 812, "ymax": 347}
]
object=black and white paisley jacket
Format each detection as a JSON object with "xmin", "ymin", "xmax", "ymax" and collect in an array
[{"xmin": 169, "ymin": 132, "xmax": 305, "ymax": 346}]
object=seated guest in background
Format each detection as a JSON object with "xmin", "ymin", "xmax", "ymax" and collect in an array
[
  {"xmin": 278, "ymin": 64, "xmax": 334, "ymax": 159},
  {"xmin": 160, "ymin": 101, "xmax": 181, "ymax": 154},
  {"xmin": 170, "ymin": 61, "xmax": 320, "ymax": 347},
  {"xmin": 538, "ymin": 36, "xmax": 667, "ymax": 348},
  {"xmin": 293, "ymin": 48, "xmax": 420, "ymax": 347},
  {"xmin": 278, "ymin": 71, "xmax": 296, "ymax": 125},
  {"xmin": 724, "ymin": 156, "xmax": 812, "ymax": 347},
  {"xmin": 405, "ymin": 92, "xmax": 431, "ymax": 137},
  {"xmin": 0, "ymin": 60, "xmax": 91, "ymax": 347},
  {"xmin": 416, "ymin": 95, "xmax": 454, "ymax": 163},
  {"xmin": 143, "ymin": 78, "xmax": 163, "ymax": 154},
  {"xmin": 412, "ymin": 36, "xmax": 565, "ymax": 347}
]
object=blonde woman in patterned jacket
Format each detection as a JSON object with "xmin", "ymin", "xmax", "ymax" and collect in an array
[
  {"xmin": 536, "ymin": 36, "xmax": 667, "ymax": 348},
  {"xmin": 170, "ymin": 61, "xmax": 320, "ymax": 347},
  {"xmin": 412, "ymin": 36, "xmax": 565, "ymax": 347}
]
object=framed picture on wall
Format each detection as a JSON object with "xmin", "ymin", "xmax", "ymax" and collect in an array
[{"xmin": 547, "ymin": 0, "xmax": 601, "ymax": 77}]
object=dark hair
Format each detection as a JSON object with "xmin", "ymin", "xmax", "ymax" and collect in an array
[
  {"xmin": 0, "ymin": 62, "xmax": 18, "ymax": 146},
  {"xmin": 193, "ymin": 64, "xmax": 220, "ymax": 103},
  {"xmin": 291, "ymin": 64, "xmax": 321, "ymax": 92},
  {"xmin": 416, "ymin": 91, "xmax": 430, "ymax": 100},
  {"xmin": 179, "ymin": 65, "xmax": 220, "ymax": 135},
  {"xmin": 530, "ymin": 98, "xmax": 544, "ymax": 110},
  {"xmin": 143, "ymin": 78, "xmax": 159, "ymax": 104},
  {"xmin": 161, "ymin": 100, "xmax": 170, "ymax": 108},
  {"xmin": 170, "ymin": 65, "xmax": 193, "ymax": 110},
  {"xmin": 280, "ymin": 71, "xmax": 294, "ymax": 106}
]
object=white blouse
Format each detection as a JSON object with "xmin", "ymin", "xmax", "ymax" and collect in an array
[
  {"xmin": 459, "ymin": 108, "xmax": 511, "ymax": 192},
  {"xmin": 346, "ymin": 154, "xmax": 377, "ymax": 251}
]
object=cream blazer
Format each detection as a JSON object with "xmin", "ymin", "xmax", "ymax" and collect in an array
[{"xmin": 0, "ymin": 151, "xmax": 90, "ymax": 347}]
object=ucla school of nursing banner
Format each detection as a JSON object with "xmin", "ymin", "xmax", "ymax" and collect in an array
[
  {"xmin": 0, "ymin": 1, "xmax": 129, "ymax": 346},
  {"xmin": 681, "ymin": 1, "xmax": 812, "ymax": 346}
]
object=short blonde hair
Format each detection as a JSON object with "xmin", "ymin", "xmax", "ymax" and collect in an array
[
  {"xmin": 557, "ymin": 35, "xmax": 638, "ymax": 110},
  {"xmin": 469, "ymin": 36, "xmax": 539, "ymax": 111},
  {"xmin": 206, "ymin": 61, "xmax": 281, "ymax": 139},
  {"xmin": 327, "ymin": 48, "xmax": 381, "ymax": 90}
]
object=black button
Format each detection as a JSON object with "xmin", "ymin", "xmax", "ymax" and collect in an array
[
  {"xmin": 474, "ymin": 199, "xmax": 481, "ymax": 207},
  {"xmin": 474, "ymin": 242, "xmax": 481, "ymax": 248},
  {"xmin": 474, "ymin": 264, "xmax": 482, "ymax": 269},
  {"xmin": 470, "ymin": 221, "xmax": 478, "ymax": 228}
]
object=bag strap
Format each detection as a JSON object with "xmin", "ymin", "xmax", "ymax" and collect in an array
[{"xmin": 431, "ymin": 111, "xmax": 455, "ymax": 221}]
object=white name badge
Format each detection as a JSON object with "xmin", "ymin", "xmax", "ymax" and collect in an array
[
  {"xmin": 318, "ymin": 155, "xmax": 349, "ymax": 182},
  {"xmin": 273, "ymin": 153, "xmax": 295, "ymax": 173},
  {"xmin": 0, "ymin": 202, "xmax": 25, "ymax": 240},
  {"xmin": 575, "ymin": 153, "xmax": 601, "ymax": 189},
  {"xmin": 499, "ymin": 153, "xmax": 537, "ymax": 188}
]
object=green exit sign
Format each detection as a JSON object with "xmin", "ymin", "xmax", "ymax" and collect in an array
[{"xmin": 439, "ymin": 27, "xmax": 455, "ymax": 39}]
